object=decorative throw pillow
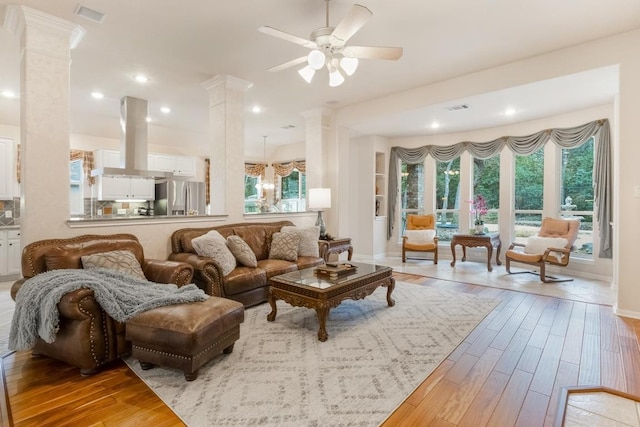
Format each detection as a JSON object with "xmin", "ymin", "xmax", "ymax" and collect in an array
[
  {"xmin": 81, "ymin": 250, "xmax": 146, "ymax": 280},
  {"xmin": 281, "ymin": 225, "xmax": 320, "ymax": 257},
  {"xmin": 191, "ymin": 230, "xmax": 236, "ymax": 276},
  {"xmin": 269, "ymin": 231, "xmax": 300, "ymax": 262},
  {"xmin": 524, "ymin": 237, "xmax": 569, "ymax": 262},
  {"xmin": 226, "ymin": 235, "xmax": 258, "ymax": 267},
  {"xmin": 404, "ymin": 229, "xmax": 436, "ymax": 245}
]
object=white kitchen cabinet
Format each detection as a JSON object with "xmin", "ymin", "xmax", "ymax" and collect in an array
[
  {"xmin": 0, "ymin": 229, "xmax": 21, "ymax": 277},
  {"xmin": 95, "ymin": 175, "xmax": 155, "ymax": 201},
  {"xmin": 0, "ymin": 138, "xmax": 15, "ymax": 199},
  {"xmin": 94, "ymin": 149, "xmax": 122, "ymax": 169},
  {"xmin": 149, "ymin": 154, "xmax": 196, "ymax": 177}
]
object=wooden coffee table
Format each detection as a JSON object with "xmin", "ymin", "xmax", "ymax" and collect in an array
[{"xmin": 267, "ymin": 262, "xmax": 395, "ymax": 341}]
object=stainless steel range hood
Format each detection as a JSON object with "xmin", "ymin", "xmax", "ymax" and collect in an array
[{"xmin": 91, "ymin": 96, "xmax": 173, "ymax": 178}]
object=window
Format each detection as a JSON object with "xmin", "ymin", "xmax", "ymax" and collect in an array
[
  {"xmin": 473, "ymin": 155, "xmax": 500, "ymax": 232},
  {"xmin": 435, "ymin": 158, "xmax": 460, "ymax": 241},
  {"xmin": 561, "ymin": 138, "xmax": 594, "ymax": 258},
  {"xmin": 69, "ymin": 159, "xmax": 84, "ymax": 215},
  {"xmin": 400, "ymin": 162, "xmax": 424, "ymax": 235},
  {"xmin": 514, "ymin": 148, "xmax": 544, "ymax": 244},
  {"xmin": 278, "ymin": 170, "xmax": 306, "ymax": 212},
  {"xmin": 244, "ymin": 175, "xmax": 260, "ymax": 213}
]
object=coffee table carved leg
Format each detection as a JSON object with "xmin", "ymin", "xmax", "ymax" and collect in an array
[
  {"xmin": 486, "ymin": 243, "xmax": 493, "ymax": 272},
  {"xmin": 315, "ymin": 306, "xmax": 330, "ymax": 342},
  {"xmin": 267, "ymin": 289, "xmax": 277, "ymax": 321},
  {"xmin": 462, "ymin": 245, "xmax": 467, "ymax": 262},
  {"xmin": 386, "ymin": 278, "xmax": 396, "ymax": 307},
  {"xmin": 495, "ymin": 241, "xmax": 503, "ymax": 266}
]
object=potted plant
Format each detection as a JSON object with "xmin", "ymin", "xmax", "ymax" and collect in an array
[{"xmin": 470, "ymin": 194, "xmax": 488, "ymax": 234}]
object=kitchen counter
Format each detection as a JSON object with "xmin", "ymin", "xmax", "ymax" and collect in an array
[{"xmin": 67, "ymin": 214, "xmax": 228, "ymax": 228}]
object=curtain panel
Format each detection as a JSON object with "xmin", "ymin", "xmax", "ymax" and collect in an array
[{"xmin": 387, "ymin": 118, "xmax": 612, "ymax": 258}]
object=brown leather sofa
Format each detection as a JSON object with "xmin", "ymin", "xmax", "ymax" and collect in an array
[
  {"xmin": 11, "ymin": 233, "xmax": 194, "ymax": 375},
  {"xmin": 169, "ymin": 221, "xmax": 324, "ymax": 307}
]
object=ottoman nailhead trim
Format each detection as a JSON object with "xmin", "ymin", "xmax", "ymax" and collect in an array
[{"xmin": 132, "ymin": 326, "xmax": 239, "ymax": 361}]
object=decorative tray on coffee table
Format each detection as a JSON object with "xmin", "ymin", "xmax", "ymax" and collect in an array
[{"xmin": 314, "ymin": 263, "xmax": 358, "ymax": 279}]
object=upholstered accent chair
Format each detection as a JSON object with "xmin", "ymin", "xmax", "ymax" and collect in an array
[
  {"xmin": 402, "ymin": 214, "xmax": 438, "ymax": 263},
  {"xmin": 505, "ymin": 217, "xmax": 580, "ymax": 283}
]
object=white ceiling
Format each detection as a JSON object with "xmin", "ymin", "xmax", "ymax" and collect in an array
[{"xmin": 0, "ymin": 0, "xmax": 637, "ymax": 158}]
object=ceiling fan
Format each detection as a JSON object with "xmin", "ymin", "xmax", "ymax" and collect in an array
[{"xmin": 259, "ymin": 0, "xmax": 403, "ymax": 87}]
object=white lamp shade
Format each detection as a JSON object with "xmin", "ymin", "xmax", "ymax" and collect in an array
[
  {"xmin": 308, "ymin": 188, "xmax": 331, "ymax": 209},
  {"xmin": 340, "ymin": 56, "xmax": 359, "ymax": 76},
  {"xmin": 307, "ymin": 50, "xmax": 326, "ymax": 70},
  {"xmin": 328, "ymin": 68, "xmax": 345, "ymax": 87},
  {"xmin": 298, "ymin": 65, "xmax": 316, "ymax": 83}
]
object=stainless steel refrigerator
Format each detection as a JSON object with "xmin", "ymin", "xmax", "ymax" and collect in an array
[{"xmin": 154, "ymin": 179, "xmax": 206, "ymax": 216}]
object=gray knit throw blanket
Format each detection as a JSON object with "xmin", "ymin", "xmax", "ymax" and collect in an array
[{"xmin": 9, "ymin": 268, "xmax": 208, "ymax": 351}]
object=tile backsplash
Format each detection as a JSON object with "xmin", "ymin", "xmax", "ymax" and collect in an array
[{"xmin": 0, "ymin": 197, "xmax": 20, "ymax": 226}]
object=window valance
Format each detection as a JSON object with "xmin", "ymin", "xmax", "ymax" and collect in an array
[
  {"xmin": 69, "ymin": 149, "xmax": 95, "ymax": 186},
  {"xmin": 244, "ymin": 163, "xmax": 267, "ymax": 177},
  {"xmin": 272, "ymin": 160, "xmax": 306, "ymax": 177},
  {"xmin": 387, "ymin": 118, "xmax": 612, "ymax": 259}
]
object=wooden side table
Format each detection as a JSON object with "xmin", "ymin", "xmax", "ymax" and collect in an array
[
  {"xmin": 318, "ymin": 238, "xmax": 353, "ymax": 262},
  {"xmin": 450, "ymin": 233, "xmax": 502, "ymax": 272}
]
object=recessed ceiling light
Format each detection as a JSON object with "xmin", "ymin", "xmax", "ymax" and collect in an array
[
  {"xmin": 1, "ymin": 90, "xmax": 17, "ymax": 99},
  {"xmin": 251, "ymin": 105, "xmax": 262, "ymax": 113},
  {"xmin": 133, "ymin": 74, "xmax": 149, "ymax": 83},
  {"xmin": 430, "ymin": 122, "xmax": 440, "ymax": 129},
  {"xmin": 145, "ymin": 116, "xmax": 152, "ymax": 123},
  {"xmin": 160, "ymin": 107, "xmax": 171, "ymax": 114},
  {"xmin": 504, "ymin": 108, "xmax": 516, "ymax": 116},
  {"xmin": 91, "ymin": 92, "xmax": 104, "ymax": 99}
]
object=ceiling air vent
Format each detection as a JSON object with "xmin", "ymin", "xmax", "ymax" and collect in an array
[
  {"xmin": 281, "ymin": 124, "xmax": 296, "ymax": 130},
  {"xmin": 446, "ymin": 104, "xmax": 470, "ymax": 112},
  {"xmin": 74, "ymin": 4, "xmax": 106, "ymax": 23}
]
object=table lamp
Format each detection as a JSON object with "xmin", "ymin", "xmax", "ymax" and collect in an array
[{"xmin": 308, "ymin": 188, "xmax": 331, "ymax": 238}]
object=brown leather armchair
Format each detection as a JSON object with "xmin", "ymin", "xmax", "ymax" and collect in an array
[{"xmin": 11, "ymin": 234, "xmax": 194, "ymax": 375}]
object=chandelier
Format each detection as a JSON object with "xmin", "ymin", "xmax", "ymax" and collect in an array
[{"xmin": 255, "ymin": 136, "xmax": 275, "ymax": 191}]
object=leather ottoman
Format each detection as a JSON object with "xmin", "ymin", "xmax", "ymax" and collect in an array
[{"xmin": 126, "ymin": 296, "xmax": 244, "ymax": 381}]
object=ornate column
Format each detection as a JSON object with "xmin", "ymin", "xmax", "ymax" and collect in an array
[
  {"xmin": 4, "ymin": 6, "xmax": 85, "ymax": 245},
  {"xmin": 201, "ymin": 75, "xmax": 252, "ymax": 220}
]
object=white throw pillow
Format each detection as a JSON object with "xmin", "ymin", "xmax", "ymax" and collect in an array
[
  {"xmin": 281, "ymin": 225, "xmax": 320, "ymax": 257},
  {"xmin": 524, "ymin": 237, "xmax": 569, "ymax": 262},
  {"xmin": 404, "ymin": 229, "xmax": 436, "ymax": 245},
  {"xmin": 191, "ymin": 230, "xmax": 236, "ymax": 276}
]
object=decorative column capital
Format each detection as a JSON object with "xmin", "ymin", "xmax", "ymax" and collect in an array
[
  {"xmin": 201, "ymin": 75, "xmax": 253, "ymax": 93},
  {"xmin": 4, "ymin": 5, "xmax": 85, "ymax": 51}
]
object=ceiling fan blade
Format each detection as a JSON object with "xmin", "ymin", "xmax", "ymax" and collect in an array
[
  {"xmin": 267, "ymin": 56, "xmax": 308, "ymax": 72},
  {"xmin": 342, "ymin": 46, "xmax": 403, "ymax": 60},
  {"xmin": 259, "ymin": 26, "xmax": 317, "ymax": 49},
  {"xmin": 330, "ymin": 4, "xmax": 372, "ymax": 45}
]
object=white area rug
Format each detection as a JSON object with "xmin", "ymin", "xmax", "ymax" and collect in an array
[{"xmin": 127, "ymin": 282, "xmax": 499, "ymax": 426}]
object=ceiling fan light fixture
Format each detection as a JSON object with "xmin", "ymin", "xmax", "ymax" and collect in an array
[
  {"xmin": 329, "ymin": 68, "xmax": 345, "ymax": 87},
  {"xmin": 339, "ymin": 56, "xmax": 358, "ymax": 76},
  {"xmin": 298, "ymin": 65, "xmax": 316, "ymax": 83},
  {"xmin": 308, "ymin": 49, "xmax": 326, "ymax": 70}
]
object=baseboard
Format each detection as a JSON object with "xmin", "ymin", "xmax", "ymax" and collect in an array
[{"xmin": 613, "ymin": 305, "xmax": 640, "ymax": 320}]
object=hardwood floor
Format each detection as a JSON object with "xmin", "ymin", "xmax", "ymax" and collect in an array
[{"xmin": 2, "ymin": 272, "xmax": 639, "ymax": 427}]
